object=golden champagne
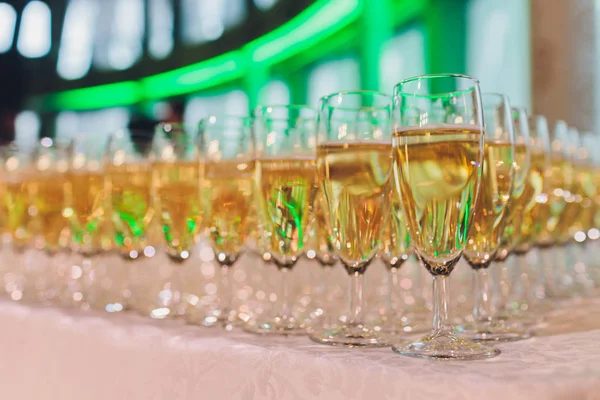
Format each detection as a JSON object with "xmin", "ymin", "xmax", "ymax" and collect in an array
[
  {"xmin": 393, "ymin": 126, "xmax": 482, "ymax": 275},
  {"xmin": 380, "ymin": 201, "xmax": 411, "ymax": 269},
  {"xmin": 312, "ymin": 190, "xmax": 336, "ymax": 267},
  {"xmin": 205, "ymin": 159, "xmax": 254, "ymax": 265},
  {"xmin": 64, "ymin": 170, "xmax": 106, "ymax": 253},
  {"xmin": 153, "ymin": 160, "xmax": 203, "ymax": 260},
  {"xmin": 514, "ymin": 150, "xmax": 547, "ymax": 253},
  {"xmin": 107, "ymin": 163, "xmax": 153, "ymax": 255},
  {"xmin": 463, "ymin": 141, "xmax": 513, "ymax": 267},
  {"xmin": 317, "ymin": 141, "xmax": 392, "ymax": 271},
  {"xmin": 256, "ymin": 156, "xmax": 316, "ymax": 267},
  {"xmin": 537, "ymin": 156, "xmax": 573, "ymax": 245},
  {"xmin": 5, "ymin": 178, "xmax": 30, "ymax": 246},
  {"xmin": 28, "ymin": 174, "xmax": 69, "ymax": 251},
  {"xmin": 560, "ymin": 165, "xmax": 595, "ymax": 241}
]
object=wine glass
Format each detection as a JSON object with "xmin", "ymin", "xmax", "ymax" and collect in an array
[
  {"xmin": 0, "ymin": 143, "xmax": 31, "ymax": 301},
  {"xmin": 152, "ymin": 123, "xmax": 203, "ymax": 319},
  {"xmin": 243, "ymin": 105, "xmax": 317, "ymax": 335},
  {"xmin": 309, "ymin": 91, "xmax": 392, "ymax": 347},
  {"xmin": 493, "ymin": 107, "xmax": 532, "ymax": 320},
  {"xmin": 64, "ymin": 134, "xmax": 110, "ymax": 309},
  {"xmin": 104, "ymin": 129, "xmax": 155, "ymax": 313},
  {"xmin": 509, "ymin": 115, "xmax": 551, "ymax": 326},
  {"xmin": 378, "ymin": 199, "xmax": 429, "ymax": 334},
  {"xmin": 456, "ymin": 93, "xmax": 530, "ymax": 342},
  {"xmin": 26, "ymin": 138, "xmax": 71, "ymax": 304},
  {"xmin": 391, "ymin": 73, "xmax": 499, "ymax": 360},
  {"xmin": 197, "ymin": 115, "xmax": 254, "ymax": 328}
]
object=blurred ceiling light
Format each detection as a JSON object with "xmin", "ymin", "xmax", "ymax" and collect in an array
[
  {"xmin": 182, "ymin": 0, "xmax": 246, "ymax": 44},
  {"xmin": 15, "ymin": 110, "xmax": 41, "ymax": 150},
  {"xmin": 254, "ymin": 0, "xmax": 277, "ymax": 11},
  {"xmin": 107, "ymin": 0, "xmax": 144, "ymax": 70},
  {"xmin": 0, "ymin": 2, "xmax": 17, "ymax": 53},
  {"xmin": 57, "ymin": 0, "xmax": 97, "ymax": 80},
  {"xmin": 260, "ymin": 80, "xmax": 290, "ymax": 105},
  {"xmin": 148, "ymin": 0, "xmax": 174, "ymax": 59},
  {"xmin": 17, "ymin": 1, "xmax": 51, "ymax": 58}
]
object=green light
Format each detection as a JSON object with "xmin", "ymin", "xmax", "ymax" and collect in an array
[
  {"xmin": 248, "ymin": 0, "xmax": 361, "ymax": 65},
  {"xmin": 141, "ymin": 51, "xmax": 245, "ymax": 100},
  {"xmin": 45, "ymin": 81, "xmax": 141, "ymax": 111}
]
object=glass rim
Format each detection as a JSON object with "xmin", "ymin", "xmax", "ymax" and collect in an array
[
  {"xmin": 199, "ymin": 114, "xmax": 253, "ymax": 126},
  {"xmin": 319, "ymin": 90, "xmax": 392, "ymax": 110},
  {"xmin": 394, "ymin": 73, "xmax": 480, "ymax": 99},
  {"xmin": 253, "ymin": 104, "xmax": 316, "ymax": 117}
]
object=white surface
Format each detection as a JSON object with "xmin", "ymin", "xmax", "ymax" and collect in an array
[{"xmin": 0, "ymin": 298, "xmax": 599, "ymax": 400}]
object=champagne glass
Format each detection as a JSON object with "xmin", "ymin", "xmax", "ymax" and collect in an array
[
  {"xmin": 26, "ymin": 138, "xmax": 70, "ymax": 303},
  {"xmin": 197, "ymin": 115, "xmax": 254, "ymax": 328},
  {"xmin": 244, "ymin": 105, "xmax": 317, "ymax": 335},
  {"xmin": 456, "ymin": 93, "xmax": 530, "ymax": 341},
  {"xmin": 152, "ymin": 123, "xmax": 203, "ymax": 319},
  {"xmin": 391, "ymin": 74, "xmax": 499, "ymax": 360},
  {"xmin": 378, "ymin": 200, "xmax": 428, "ymax": 334},
  {"xmin": 104, "ymin": 129, "xmax": 155, "ymax": 313},
  {"xmin": 310, "ymin": 91, "xmax": 392, "ymax": 347},
  {"xmin": 510, "ymin": 115, "xmax": 551, "ymax": 326},
  {"xmin": 0, "ymin": 143, "xmax": 31, "ymax": 301},
  {"xmin": 306, "ymin": 189, "xmax": 340, "ymax": 330},
  {"xmin": 493, "ymin": 107, "xmax": 532, "ymax": 320},
  {"xmin": 64, "ymin": 134, "xmax": 110, "ymax": 309}
]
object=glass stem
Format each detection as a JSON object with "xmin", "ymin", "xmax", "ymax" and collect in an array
[
  {"xmin": 169, "ymin": 260, "xmax": 183, "ymax": 316},
  {"xmin": 348, "ymin": 270, "xmax": 365, "ymax": 326},
  {"xmin": 432, "ymin": 275, "xmax": 451, "ymax": 333},
  {"xmin": 387, "ymin": 267, "xmax": 401, "ymax": 319},
  {"xmin": 472, "ymin": 268, "xmax": 492, "ymax": 322},
  {"xmin": 277, "ymin": 267, "xmax": 290, "ymax": 319},
  {"xmin": 495, "ymin": 260, "xmax": 511, "ymax": 315},
  {"xmin": 220, "ymin": 264, "xmax": 233, "ymax": 321}
]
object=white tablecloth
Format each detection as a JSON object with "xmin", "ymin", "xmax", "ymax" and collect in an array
[{"xmin": 1, "ymin": 298, "xmax": 599, "ymax": 400}]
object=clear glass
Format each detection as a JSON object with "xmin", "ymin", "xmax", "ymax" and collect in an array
[
  {"xmin": 309, "ymin": 91, "xmax": 392, "ymax": 347},
  {"xmin": 492, "ymin": 108, "xmax": 532, "ymax": 322},
  {"xmin": 103, "ymin": 129, "xmax": 155, "ymax": 313},
  {"xmin": 244, "ymin": 105, "xmax": 317, "ymax": 335},
  {"xmin": 64, "ymin": 134, "xmax": 111, "ymax": 310},
  {"xmin": 378, "ymin": 203, "xmax": 428, "ymax": 335},
  {"xmin": 0, "ymin": 143, "xmax": 32, "ymax": 302},
  {"xmin": 509, "ymin": 115, "xmax": 552, "ymax": 327},
  {"xmin": 26, "ymin": 138, "xmax": 71, "ymax": 304},
  {"xmin": 151, "ymin": 123, "xmax": 202, "ymax": 319},
  {"xmin": 196, "ymin": 115, "xmax": 254, "ymax": 328},
  {"xmin": 456, "ymin": 94, "xmax": 530, "ymax": 342},
  {"xmin": 390, "ymin": 74, "xmax": 499, "ymax": 360}
]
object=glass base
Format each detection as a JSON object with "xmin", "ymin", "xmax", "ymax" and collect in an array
[
  {"xmin": 244, "ymin": 315, "xmax": 307, "ymax": 336},
  {"xmin": 392, "ymin": 330, "xmax": 500, "ymax": 360},
  {"xmin": 309, "ymin": 323, "xmax": 388, "ymax": 347},
  {"xmin": 456, "ymin": 318, "xmax": 531, "ymax": 342}
]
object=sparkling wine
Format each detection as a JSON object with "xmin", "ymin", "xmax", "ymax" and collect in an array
[
  {"xmin": 463, "ymin": 141, "xmax": 513, "ymax": 268},
  {"xmin": 317, "ymin": 141, "xmax": 392, "ymax": 271},
  {"xmin": 153, "ymin": 160, "xmax": 203, "ymax": 260},
  {"xmin": 514, "ymin": 150, "xmax": 547, "ymax": 253},
  {"xmin": 537, "ymin": 155, "xmax": 573, "ymax": 245},
  {"xmin": 255, "ymin": 156, "xmax": 317, "ymax": 267},
  {"xmin": 380, "ymin": 201, "xmax": 411, "ymax": 269},
  {"xmin": 497, "ymin": 143, "xmax": 531, "ymax": 258},
  {"xmin": 393, "ymin": 126, "xmax": 483, "ymax": 275},
  {"xmin": 28, "ymin": 173, "xmax": 69, "ymax": 251},
  {"xmin": 311, "ymin": 190, "xmax": 336, "ymax": 267},
  {"xmin": 205, "ymin": 159, "xmax": 254, "ymax": 265},
  {"xmin": 4, "ymin": 178, "xmax": 30, "ymax": 246},
  {"xmin": 107, "ymin": 163, "xmax": 153, "ymax": 256}
]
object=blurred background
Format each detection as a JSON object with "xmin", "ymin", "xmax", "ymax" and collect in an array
[{"xmin": 0, "ymin": 0, "xmax": 596, "ymax": 149}]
